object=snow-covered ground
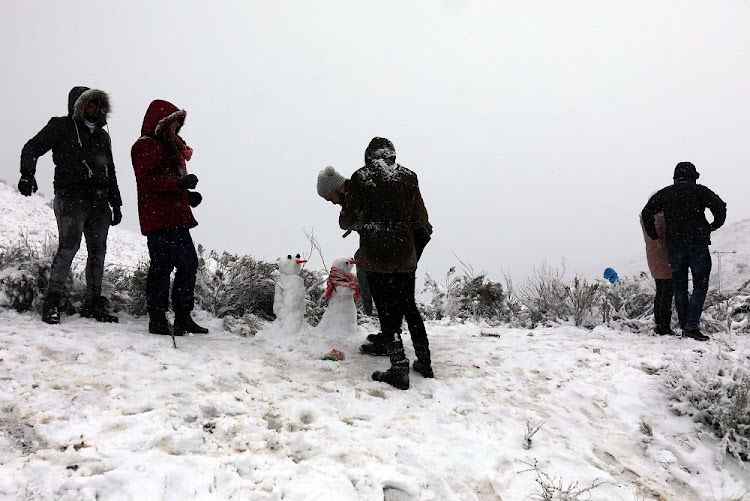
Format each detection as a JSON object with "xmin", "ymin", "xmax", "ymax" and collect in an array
[
  {"xmin": 1, "ymin": 179, "xmax": 749, "ymax": 500},
  {"xmin": 1, "ymin": 310, "xmax": 749, "ymax": 500}
]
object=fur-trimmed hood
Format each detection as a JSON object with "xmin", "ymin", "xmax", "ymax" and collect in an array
[
  {"xmin": 69, "ymin": 87, "xmax": 111, "ymax": 126},
  {"xmin": 140, "ymin": 99, "xmax": 186, "ymax": 137}
]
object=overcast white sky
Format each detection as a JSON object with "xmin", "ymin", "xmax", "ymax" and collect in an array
[{"xmin": 1, "ymin": 1, "xmax": 749, "ymax": 285}]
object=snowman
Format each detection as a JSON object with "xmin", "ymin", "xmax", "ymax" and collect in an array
[
  {"xmin": 316, "ymin": 257, "xmax": 359, "ymax": 345},
  {"xmin": 272, "ymin": 253, "xmax": 309, "ymax": 334}
]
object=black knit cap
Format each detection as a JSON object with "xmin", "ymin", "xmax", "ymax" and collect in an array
[
  {"xmin": 364, "ymin": 137, "xmax": 395, "ymax": 164},
  {"xmin": 673, "ymin": 161, "xmax": 700, "ymax": 180}
]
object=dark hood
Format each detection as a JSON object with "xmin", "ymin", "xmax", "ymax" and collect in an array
[
  {"xmin": 68, "ymin": 86, "xmax": 111, "ymax": 126},
  {"xmin": 140, "ymin": 99, "xmax": 186, "ymax": 137},
  {"xmin": 364, "ymin": 137, "xmax": 396, "ymax": 166}
]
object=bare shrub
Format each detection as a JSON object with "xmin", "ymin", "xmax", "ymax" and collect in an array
[
  {"xmin": 517, "ymin": 459, "xmax": 611, "ymax": 500},
  {"xmin": 513, "ymin": 262, "xmax": 571, "ymax": 326}
]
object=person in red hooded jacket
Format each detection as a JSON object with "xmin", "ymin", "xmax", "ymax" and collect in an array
[{"xmin": 132, "ymin": 99, "xmax": 208, "ymax": 336}]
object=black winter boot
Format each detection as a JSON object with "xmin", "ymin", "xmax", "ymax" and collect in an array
[
  {"xmin": 412, "ymin": 339, "xmax": 434, "ymax": 378},
  {"xmin": 359, "ymin": 342, "xmax": 389, "ymax": 356},
  {"xmin": 372, "ymin": 334, "xmax": 409, "ymax": 390},
  {"xmin": 682, "ymin": 328, "xmax": 709, "ymax": 341},
  {"xmin": 174, "ymin": 311, "xmax": 209, "ymax": 335},
  {"xmin": 413, "ymin": 359, "xmax": 434, "ymax": 378},
  {"xmin": 80, "ymin": 296, "xmax": 119, "ymax": 323},
  {"xmin": 366, "ymin": 332, "xmax": 386, "ymax": 344},
  {"xmin": 42, "ymin": 293, "xmax": 61, "ymax": 325},
  {"xmin": 149, "ymin": 312, "xmax": 177, "ymax": 336}
]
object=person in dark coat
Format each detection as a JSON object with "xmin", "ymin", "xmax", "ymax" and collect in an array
[
  {"xmin": 19, "ymin": 86, "xmax": 122, "ymax": 324},
  {"xmin": 641, "ymin": 162, "xmax": 727, "ymax": 341},
  {"xmin": 317, "ymin": 166, "xmax": 374, "ymax": 316},
  {"xmin": 132, "ymin": 99, "xmax": 208, "ymax": 336},
  {"xmin": 340, "ymin": 137, "xmax": 433, "ymax": 389},
  {"xmin": 640, "ymin": 211, "xmax": 673, "ymax": 335}
]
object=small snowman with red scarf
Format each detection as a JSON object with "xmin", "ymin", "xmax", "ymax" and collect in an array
[{"xmin": 316, "ymin": 257, "xmax": 359, "ymax": 343}]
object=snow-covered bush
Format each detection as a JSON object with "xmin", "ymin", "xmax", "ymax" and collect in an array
[
  {"xmin": 509, "ymin": 262, "xmax": 602, "ymax": 328},
  {"xmin": 122, "ymin": 260, "xmax": 149, "ymax": 316},
  {"xmin": 512, "ymin": 262, "xmax": 571, "ymax": 326},
  {"xmin": 601, "ymin": 273, "xmax": 654, "ymax": 333},
  {"xmin": 301, "ymin": 267, "xmax": 327, "ymax": 326},
  {"xmin": 194, "ymin": 246, "xmax": 276, "ymax": 320},
  {"xmin": 423, "ymin": 262, "xmax": 507, "ymax": 323},
  {"xmin": 660, "ymin": 348, "xmax": 750, "ymax": 462},
  {"xmin": 222, "ymin": 313, "xmax": 264, "ymax": 336},
  {"xmin": 702, "ymin": 280, "xmax": 750, "ymax": 334},
  {"xmin": 0, "ymin": 239, "xmax": 150, "ymax": 316},
  {"xmin": 0, "ymin": 236, "xmax": 60, "ymax": 313}
]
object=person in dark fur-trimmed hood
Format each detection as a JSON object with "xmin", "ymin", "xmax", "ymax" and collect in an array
[{"xmin": 19, "ymin": 86, "xmax": 123, "ymax": 325}]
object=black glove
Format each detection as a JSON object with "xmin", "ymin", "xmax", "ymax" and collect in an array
[
  {"xmin": 414, "ymin": 223, "xmax": 433, "ymax": 261},
  {"xmin": 18, "ymin": 175, "xmax": 38, "ymax": 197},
  {"xmin": 188, "ymin": 191, "xmax": 202, "ymax": 208},
  {"xmin": 111, "ymin": 206, "xmax": 122, "ymax": 226},
  {"xmin": 177, "ymin": 174, "xmax": 199, "ymax": 190}
]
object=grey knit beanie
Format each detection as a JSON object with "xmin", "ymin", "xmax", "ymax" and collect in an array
[{"xmin": 317, "ymin": 166, "xmax": 346, "ymax": 197}]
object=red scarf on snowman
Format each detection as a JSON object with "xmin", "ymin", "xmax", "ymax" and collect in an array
[{"xmin": 325, "ymin": 266, "xmax": 360, "ymax": 300}]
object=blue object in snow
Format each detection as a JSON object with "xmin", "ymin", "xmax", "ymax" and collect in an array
[{"xmin": 603, "ymin": 267, "xmax": 619, "ymax": 284}]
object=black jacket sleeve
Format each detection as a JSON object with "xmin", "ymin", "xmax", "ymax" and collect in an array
[
  {"xmin": 104, "ymin": 131, "xmax": 123, "ymax": 207},
  {"xmin": 414, "ymin": 222, "xmax": 433, "ymax": 261},
  {"xmin": 702, "ymin": 186, "xmax": 727, "ymax": 230},
  {"xmin": 20, "ymin": 118, "xmax": 60, "ymax": 177},
  {"xmin": 641, "ymin": 191, "xmax": 663, "ymax": 241}
]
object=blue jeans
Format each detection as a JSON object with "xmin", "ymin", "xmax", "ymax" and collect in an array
[
  {"xmin": 667, "ymin": 245, "xmax": 712, "ymax": 330},
  {"xmin": 146, "ymin": 228, "xmax": 198, "ymax": 314}
]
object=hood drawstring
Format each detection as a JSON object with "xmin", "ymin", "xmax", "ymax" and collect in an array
[
  {"xmin": 73, "ymin": 117, "xmax": 113, "ymax": 180},
  {"xmin": 82, "ymin": 160, "xmax": 93, "ymax": 179},
  {"xmin": 73, "ymin": 119, "xmax": 92, "ymax": 178},
  {"xmin": 74, "ymin": 118, "xmax": 83, "ymax": 147}
]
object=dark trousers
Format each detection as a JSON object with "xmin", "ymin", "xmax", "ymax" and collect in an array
[
  {"xmin": 366, "ymin": 271, "xmax": 431, "ymax": 362},
  {"xmin": 667, "ymin": 244, "xmax": 712, "ymax": 331},
  {"xmin": 654, "ymin": 278, "xmax": 674, "ymax": 333},
  {"xmin": 48, "ymin": 195, "xmax": 111, "ymax": 298},
  {"xmin": 356, "ymin": 266, "xmax": 374, "ymax": 315},
  {"xmin": 146, "ymin": 228, "xmax": 199, "ymax": 314}
]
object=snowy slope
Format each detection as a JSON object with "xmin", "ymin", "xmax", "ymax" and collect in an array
[
  {"xmin": 0, "ymin": 181, "xmax": 148, "ymax": 269},
  {"xmin": 617, "ymin": 218, "xmax": 750, "ymax": 292}
]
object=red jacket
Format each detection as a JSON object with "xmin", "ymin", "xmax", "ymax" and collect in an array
[{"xmin": 131, "ymin": 100, "xmax": 197, "ymax": 235}]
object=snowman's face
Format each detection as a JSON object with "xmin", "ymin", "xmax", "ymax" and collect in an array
[
  {"xmin": 279, "ymin": 254, "xmax": 307, "ymax": 275},
  {"xmin": 332, "ymin": 257, "xmax": 355, "ymax": 273}
]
